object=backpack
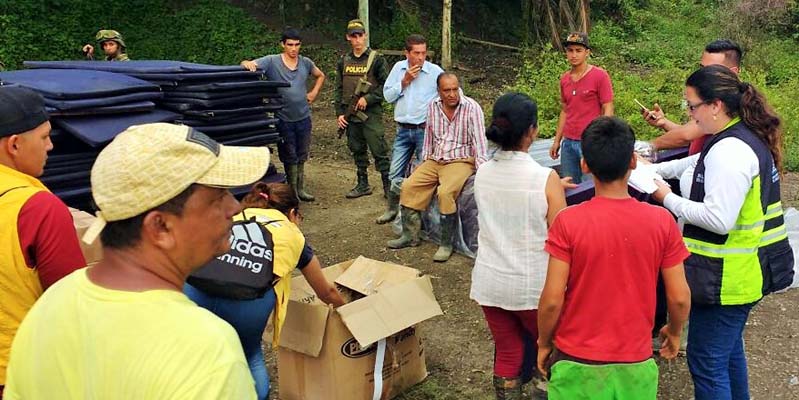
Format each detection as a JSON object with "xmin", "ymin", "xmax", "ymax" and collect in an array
[{"xmin": 187, "ymin": 212, "xmax": 277, "ymax": 300}]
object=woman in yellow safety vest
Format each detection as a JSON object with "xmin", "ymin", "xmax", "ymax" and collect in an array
[{"xmin": 652, "ymin": 65, "xmax": 793, "ymax": 400}]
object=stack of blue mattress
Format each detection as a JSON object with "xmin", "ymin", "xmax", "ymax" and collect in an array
[
  {"xmin": 2, "ymin": 61, "xmax": 288, "ymax": 210},
  {"xmin": 24, "ymin": 61, "xmax": 288, "ymax": 147}
]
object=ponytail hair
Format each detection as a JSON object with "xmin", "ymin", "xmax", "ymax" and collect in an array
[
  {"xmin": 486, "ymin": 92, "xmax": 538, "ymax": 150},
  {"xmin": 739, "ymin": 82, "xmax": 784, "ymax": 173},
  {"xmin": 686, "ymin": 65, "xmax": 784, "ymax": 172},
  {"xmin": 240, "ymin": 182, "xmax": 300, "ymax": 216}
]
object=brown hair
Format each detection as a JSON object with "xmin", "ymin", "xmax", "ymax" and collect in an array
[
  {"xmin": 240, "ymin": 182, "xmax": 299, "ymax": 216},
  {"xmin": 405, "ymin": 34, "xmax": 427, "ymax": 51},
  {"xmin": 686, "ymin": 65, "xmax": 784, "ymax": 172}
]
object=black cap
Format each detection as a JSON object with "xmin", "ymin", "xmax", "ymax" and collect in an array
[{"xmin": 0, "ymin": 86, "xmax": 49, "ymax": 138}]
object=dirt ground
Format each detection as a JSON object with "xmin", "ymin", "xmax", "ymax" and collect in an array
[{"xmin": 264, "ymin": 59, "xmax": 799, "ymax": 399}]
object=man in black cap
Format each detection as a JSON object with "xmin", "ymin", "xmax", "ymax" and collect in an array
[
  {"xmin": 0, "ymin": 86, "xmax": 85, "ymax": 394},
  {"xmin": 335, "ymin": 19, "xmax": 391, "ymax": 199}
]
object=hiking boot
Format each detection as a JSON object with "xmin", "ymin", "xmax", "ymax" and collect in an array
[
  {"xmin": 432, "ymin": 213, "xmax": 456, "ymax": 262},
  {"xmin": 493, "ymin": 376, "xmax": 522, "ymax": 400},
  {"xmin": 387, "ymin": 207, "xmax": 421, "ymax": 249},
  {"xmin": 346, "ymin": 170, "xmax": 372, "ymax": 198},
  {"xmin": 296, "ymin": 162, "xmax": 315, "ymax": 202}
]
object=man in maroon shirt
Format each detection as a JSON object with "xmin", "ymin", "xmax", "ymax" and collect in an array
[
  {"xmin": 538, "ymin": 117, "xmax": 690, "ymax": 398},
  {"xmin": 0, "ymin": 86, "xmax": 86, "ymax": 395},
  {"xmin": 549, "ymin": 32, "xmax": 614, "ymax": 184}
]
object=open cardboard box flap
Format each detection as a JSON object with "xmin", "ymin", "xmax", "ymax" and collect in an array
[
  {"xmin": 336, "ymin": 274, "xmax": 442, "ymax": 348},
  {"xmin": 334, "ymin": 256, "xmax": 421, "ymax": 295},
  {"xmin": 276, "ymin": 300, "xmax": 330, "ymax": 357}
]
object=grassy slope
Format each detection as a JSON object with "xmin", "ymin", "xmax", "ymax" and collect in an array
[{"xmin": 511, "ymin": 0, "xmax": 798, "ymax": 171}]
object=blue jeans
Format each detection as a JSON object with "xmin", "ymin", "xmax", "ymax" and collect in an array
[
  {"xmin": 184, "ymin": 284, "xmax": 277, "ymax": 400},
  {"xmin": 277, "ymin": 117, "xmax": 312, "ymax": 165},
  {"xmin": 560, "ymin": 138, "xmax": 585, "ymax": 184},
  {"xmin": 687, "ymin": 302, "xmax": 755, "ymax": 400},
  {"xmin": 388, "ymin": 126, "xmax": 425, "ymax": 194}
]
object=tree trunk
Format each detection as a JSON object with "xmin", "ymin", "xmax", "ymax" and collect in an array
[
  {"xmin": 442, "ymin": 0, "xmax": 452, "ymax": 69},
  {"xmin": 359, "ymin": 0, "xmax": 370, "ymax": 48}
]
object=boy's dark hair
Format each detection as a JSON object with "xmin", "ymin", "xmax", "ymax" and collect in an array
[
  {"xmin": 405, "ymin": 34, "xmax": 427, "ymax": 51},
  {"xmin": 704, "ymin": 39, "xmax": 742, "ymax": 67},
  {"xmin": 100, "ymin": 184, "xmax": 198, "ymax": 249},
  {"xmin": 486, "ymin": 92, "xmax": 537, "ymax": 150},
  {"xmin": 281, "ymin": 27, "xmax": 302, "ymax": 43},
  {"xmin": 581, "ymin": 117, "xmax": 635, "ymax": 183}
]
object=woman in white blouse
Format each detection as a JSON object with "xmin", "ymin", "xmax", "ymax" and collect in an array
[{"xmin": 470, "ymin": 92, "xmax": 568, "ymax": 399}]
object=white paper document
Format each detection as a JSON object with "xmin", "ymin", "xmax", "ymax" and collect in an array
[{"xmin": 628, "ymin": 163, "xmax": 666, "ymax": 194}]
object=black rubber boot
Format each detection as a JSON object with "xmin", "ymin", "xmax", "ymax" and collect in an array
[
  {"xmin": 346, "ymin": 169, "xmax": 372, "ymax": 198},
  {"xmin": 433, "ymin": 213, "xmax": 456, "ymax": 262},
  {"xmin": 387, "ymin": 207, "xmax": 421, "ymax": 249},
  {"xmin": 296, "ymin": 162, "xmax": 315, "ymax": 202}
]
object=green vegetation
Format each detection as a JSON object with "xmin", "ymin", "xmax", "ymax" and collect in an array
[
  {"xmin": 0, "ymin": 0, "xmax": 279, "ymax": 70},
  {"xmin": 511, "ymin": 0, "xmax": 799, "ymax": 171}
]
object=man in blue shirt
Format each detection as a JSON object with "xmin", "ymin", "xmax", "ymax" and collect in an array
[
  {"xmin": 379, "ymin": 34, "xmax": 443, "ymax": 224},
  {"xmin": 241, "ymin": 27, "xmax": 326, "ymax": 202}
]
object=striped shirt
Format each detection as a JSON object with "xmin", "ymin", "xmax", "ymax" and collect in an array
[{"xmin": 423, "ymin": 94, "xmax": 488, "ymax": 167}]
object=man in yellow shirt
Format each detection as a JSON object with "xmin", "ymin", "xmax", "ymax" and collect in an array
[{"xmin": 5, "ymin": 123, "xmax": 270, "ymax": 399}]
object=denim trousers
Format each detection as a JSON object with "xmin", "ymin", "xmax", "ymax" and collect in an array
[
  {"xmin": 388, "ymin": 126, "xmax": 425, "ymax": 194},
  {"xmin": 184, "ymin": 283, "xmax": 277, "ymax": 400},
  {"xmin": 687, "ymin": 302, "xmax": 755, "ymax": 400},
  {"xmin": 559, "ymin": 138, "xmax": 585, "ymax": 184},
  {"xmin": 277, "ymin": 117, "xmax": 312, "ymax": 165}
]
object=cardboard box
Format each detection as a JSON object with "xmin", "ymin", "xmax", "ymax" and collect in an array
[
  {"xmin": 273, "ymin": 256, "xmax": 443, "ymax": 400},
  {"xmin": 68, "ymin": 207, "xmax": 103, "ymax": 264}
]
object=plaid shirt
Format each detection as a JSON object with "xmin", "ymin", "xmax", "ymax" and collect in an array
[{"xmin": 422, "ymin": 94, "xmax": 488, "ymax": 168}]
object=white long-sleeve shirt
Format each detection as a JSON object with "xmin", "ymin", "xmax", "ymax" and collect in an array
[{"xmin": 656, "ymin": 137, "xmax": 759, "ymax": 235}]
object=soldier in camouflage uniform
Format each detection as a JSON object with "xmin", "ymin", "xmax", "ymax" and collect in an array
[
  {"xmin": 82, "ymin": 30, "xmax": 130, "ymax": 62},
  {"xmin": 335, "ymin": 19, "xmax": 390, "ymax": 199}
]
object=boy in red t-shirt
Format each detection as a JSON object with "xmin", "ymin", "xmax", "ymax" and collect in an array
[
  {"xmin": 538, "ymin": 116, "xmax": 691, "ymax": 399},
  {"xmin": 549, "ymin": 32, "xmax": 614, "ymax": 184}
]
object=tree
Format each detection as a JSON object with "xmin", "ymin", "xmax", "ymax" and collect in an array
[{"xmin": 521, "ymin": 0, "xmax": 590, "ymax": 49}]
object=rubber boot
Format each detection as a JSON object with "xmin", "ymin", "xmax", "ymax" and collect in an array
[
  {"xmin": 296, "ymin": 162, "xmax": 315, "ymax": 202},
  {"xmin": 493, "ymin": 376, "xmax": 522, "ymax": 400},
  {"xmin": 376, "ymin": 173, "xmax": 398, "ymax": 224},
  {"xmin": 432, "ymin": 213, "xmax": 456, "ymax": 262},
  {"xmin": 346, "ymin": 169, "xmax": 372, "ymax": 198},
  {"xmin": 285, "ymin": 163, "xmax": 299, "ymax": 199},
  {"xmin": 376, "ymin": 191, "xmax": 399, "ymax": 224},
  {"xmin": 387, "ymin": 207, "xmax": 421, "ymax": 249}
]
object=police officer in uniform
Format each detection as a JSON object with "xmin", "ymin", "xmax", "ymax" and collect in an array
[
  {"xmin": 335, "ymin": 19, "xmax": 390, "ymax": 199},
  {"xmin": 82, "ymin": 30, "xmax": 130, "ymax": 61}
]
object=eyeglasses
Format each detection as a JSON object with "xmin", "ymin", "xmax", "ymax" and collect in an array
[{"xmin": 682, "ymin": 99, "xmax": 710, "ymax": 112}]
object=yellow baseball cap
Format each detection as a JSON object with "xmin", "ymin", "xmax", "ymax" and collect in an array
[{"xmin": 82, "ymin": 123, "xmax": 270, "ymax": 244}]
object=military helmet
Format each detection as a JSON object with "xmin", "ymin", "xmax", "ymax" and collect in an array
[{"xmin": 95, "ymin": 29, "xmax": 126, "ymax": 49}]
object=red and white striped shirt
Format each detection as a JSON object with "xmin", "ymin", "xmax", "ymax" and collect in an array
[{"xmin": 422, "ymin": 94, "xmax": 488, "ymax": 168}]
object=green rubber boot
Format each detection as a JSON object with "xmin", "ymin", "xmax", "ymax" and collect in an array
[
  {"xmin": 387, "ymin": 207, "xmax": 421, "ymax": 249},
  {"xmin": 296, "ymin": 162, "xmax": 315, "ymax": 202},
  {"xmin": 433, "ymin": 213, "xmax": 456, "ymax": 262}
]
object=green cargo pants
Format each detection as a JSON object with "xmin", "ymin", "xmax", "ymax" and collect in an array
[
  {"xmin": 346, "ymin": 107, "xmax": 390, "ymax": 174},
  {"xmin": 548, "ymin": 359, "xmax": 658, "ymax": 400}
]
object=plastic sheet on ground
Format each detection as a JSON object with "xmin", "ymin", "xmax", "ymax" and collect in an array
[{"xmin": 23, "ymin": 60, "xmax": 250, "ymax": 74}]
